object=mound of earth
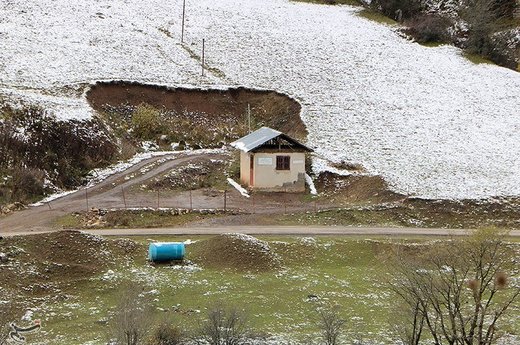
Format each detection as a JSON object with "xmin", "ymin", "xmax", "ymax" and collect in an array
[
  {"xmin": 0, "ymin": 230, "xmax": 142, "ymax": 316},
  {"xmin": 190, "ymin": 233, "xmax": 282, "ymax": 272}
]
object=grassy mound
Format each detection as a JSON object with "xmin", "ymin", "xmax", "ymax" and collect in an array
[
  {"xmin": 0, "ymin": 230, "xmax": 142, "ymax": 316},
  {"xmin": 189, "ymin": 233, "xmax": 282, "ymax": 272}
]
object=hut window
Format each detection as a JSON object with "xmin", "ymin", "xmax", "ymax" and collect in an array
[{"xmin": 276, "ymin": 156, "xmax": 290, "ymax": 170}]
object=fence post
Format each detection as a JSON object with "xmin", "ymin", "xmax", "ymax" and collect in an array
[
  {"xmin": 47, "ymin": 202, "xmax": 52, "ymax": 210},
  {"xmin": 85, "ymin": 188, "xmax": 89, "ymax": 211},
  {"xmin": 252, "ymin": 193, "xmax": 255, "ymax": 214},
  {"xmin": 224, "ymin": 190, "xmax": 227, "ymax": 212},
  {"xmin": 122, "ymin": 186, "xmax": 127, "ymax": 209},
  {"xmin": 157, "ymin": 189, "xmax": 160, "ymax": 209},
  {"xmin": 181, "ymin": 0, "xmax": 186, "ymax": 43},
  {"xmin": 189, "ymin": 190, "xmax": 193, "ymax": 211},
  {"xmin": 314, "ymin": 199, "xmax": 317, "ymax": 213}
]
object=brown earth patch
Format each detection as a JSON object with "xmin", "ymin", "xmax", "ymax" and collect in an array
[
  {"xmin": 188, "ymin": 233, "xmax": 282, "ymax": 272},
  {"xmin": 86, "ymin": 81, "xmax": 307, "ymax": 143},
  {"xmin": 314, "ymin": 171, "xmax": 406, "ymax": 204},
  {"xmin": 0, "ymin": 230, "xmax": 142, "ymax": 318}
]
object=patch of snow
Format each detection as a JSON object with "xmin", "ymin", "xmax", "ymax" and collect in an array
[
  {"xmin": 223, "ymin": 233, "xmax": 271, "ymax": 254},
  {"xmin": 227, "ymin": 178, "xmax": 250, "ymax": 198},
  {"xmin": 21, "ymin": 309, "xmax": 34, "ymax": 322},
  {"xmin": 29, "ymin": 190, "xmax": 77, "ymax": 207},
  {"xmin": 299, "ymin": 237, "xmax": 318, "ymax": 246},
  {"xmin": 0, "ymin": 0, "xmax": 519, "ymax": 199},
  {"xmin": 305, "ymin": 173, "xmax": 318, "ymax": 195},
  {"xmin": 169, "ymin": 263, "xmax": 202, "ymax": 272},
  {"xmin": 101, "ymin": 269, "xmax": 117, "ymax": 281},
  {"xmin": 141, "ymin": 140, "xmax": 159, "ymax": 151}
]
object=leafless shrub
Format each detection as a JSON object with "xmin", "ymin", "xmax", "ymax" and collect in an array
[
  {"xmin": 388, "ymin": 228, "xmax": 520, "ymax": 345},
  {"xmin": 110, "ymin": 282, "xmax": 155, "ymax": 345},
  {"xmin": 388, "ymin": 302, "xmax": 424, "ymax": 345},
  {"xmin": 403, "ymin": 14, "xmax": 452, "ymax": 43},
  {"xmin": 9, "ymin": 167, "xmax": 45, "ymax": 202},
  {"xmin": 196, "ymin": 303, "xmax": 250, "ymax": 345},
  {"xmin": 314, "ymin": 303, "xmax": 346, "ymax": 345},
  {"xmin": 148, "ymin": 321, "xmax": 185, "ymax": 345}
]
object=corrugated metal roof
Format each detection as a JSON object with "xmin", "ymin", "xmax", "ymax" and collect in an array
[{"xmin": 230, "ymin": 127, "xmax": 282, "ymax": 152}]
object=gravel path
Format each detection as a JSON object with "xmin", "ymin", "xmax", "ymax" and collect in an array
[{"xmin": 3, "ymin": 226, "xmax": 520, "ymax": 238}]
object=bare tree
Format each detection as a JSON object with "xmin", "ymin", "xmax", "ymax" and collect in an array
[
  {"xmin": 389, "ymin": 228, "xmax": 520, "ymax": 345},
  {"xmin": 314, "ymin": 303, "xmax": 345, "ymax": 345},
  {"xmin": 389, "ymin": 301, "xmax": 425, "ymax": 345},
  {"xmin": 197, "ymin": 303, "xmax": 250, "ymax": 345},
  {"xmin": 111, "ymin": 282, "xmax": 155, "ymax": 345}
]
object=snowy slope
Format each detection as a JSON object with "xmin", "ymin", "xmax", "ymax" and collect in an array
[{"xmin": 1, "ymin": 0, "xmax": 519, "ymax": 199}]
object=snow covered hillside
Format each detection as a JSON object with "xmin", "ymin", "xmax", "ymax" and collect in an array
[{"xmin": 1, "ymin": 0, "xmax": 519, "ymax": 199}]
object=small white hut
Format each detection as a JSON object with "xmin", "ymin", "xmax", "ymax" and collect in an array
[{"xmin": 230, "ymin": 127, "xmax": 313, "ymax": 192}]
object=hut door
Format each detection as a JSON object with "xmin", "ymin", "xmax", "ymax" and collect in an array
[{"xmin": 249, "ymin": 154, "xmax": 254, "ymax": 186}]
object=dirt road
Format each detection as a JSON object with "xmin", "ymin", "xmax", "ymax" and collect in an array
[
  {"xmin": 2, "ymin": 150, "xmax": 517, "ymax": 238},
  {"xmin": 0, "ymin": 151, "xmax": 243, "ymax": 233},
  {"xmin": 3, "ymin": 226, "xmax": 520, "ymax": 237}
]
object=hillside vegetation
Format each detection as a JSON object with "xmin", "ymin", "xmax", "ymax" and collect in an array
[
  {"xmin": 305, "ymin": 0, "xmax": 519, "ymax": 70},
  {"xmin": 0, "ymin": 104, "xmax": 117, "ymax": 205}
]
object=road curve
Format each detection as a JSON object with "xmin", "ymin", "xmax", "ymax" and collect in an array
[{"xmin": 2, "ymin": 226, "xmax": 520, "ymax": 237}]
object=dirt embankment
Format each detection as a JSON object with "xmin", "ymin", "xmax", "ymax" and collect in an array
[
  {"xmin": 86, "ymin": 81, "xmax": 307, "ymax": 141},
  {"xmin": 311, "ymin": 171, "xmax": 520, "ymax": 229},
  {"xmin": 314, "ymin": 171, "xmax": 406, "ymax": 204}
]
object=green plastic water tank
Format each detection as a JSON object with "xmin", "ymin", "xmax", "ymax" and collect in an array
[{"xmin": 148, "ymin": 242, "xmax": 185, "ymax": 262}]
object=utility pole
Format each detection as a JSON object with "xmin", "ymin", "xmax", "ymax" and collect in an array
[
  {"xmin": 201, "ymin": 38, "xmax": 205, "ymax": 76},
  {"xmin": 181, "ymin": 0, "xmax": 186, "ymax": 43},
  {"xmin": 247, "ymin": 103, "xmax": 251, "ymax": 133}
]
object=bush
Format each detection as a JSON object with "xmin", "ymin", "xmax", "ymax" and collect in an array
[
  {"xmin": 148, "ymin": 322, "xmax": 185, "ymax": 345},
  {"xmin": 370, "ymin": 0, "xmax": 424, "ymax": 21},
  {"xmin": 110, "ymin": 282, "xmax": 154, "ymax": 345},
  {"xmin": 314, "ymin": 303, "xmax": 346, "ymax": 345},
  {"xmin": 131, "ymin": 104, "xmax": 164, "ymax": 140},
  {"xmin": 9, "ymin": 168, "xmax": 45, "ymax": 202},
  {"xmin": 197, "ymin": 303, "xmax": 251, "ymax": 345},
  {"xmin": 0, "ymin": 104, "xmax": 118, "ymax": 203},
  {"xmin": 404, "ymin": 14, "xmax": 452, "ymax": 43},
  {"xmin": 486, "ymin": 30, "xmax": 519, "ymax": 69}
]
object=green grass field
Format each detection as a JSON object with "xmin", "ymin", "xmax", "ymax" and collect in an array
[{"xmin": 15, "ymin": 235, "xmax": 520, "ymax": 344}]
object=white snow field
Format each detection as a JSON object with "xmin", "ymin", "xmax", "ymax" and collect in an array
[{"xmin": 1, "ymin": 0, "xmax": 519, "ymax": 199}]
